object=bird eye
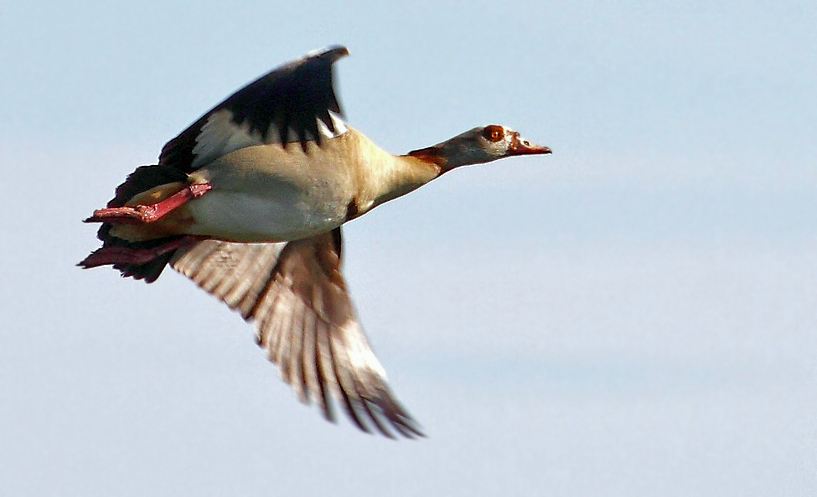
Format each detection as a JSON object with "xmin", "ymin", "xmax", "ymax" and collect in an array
[{"xmin": 482, "ymin": 125, "xmax": 505, "ymax": 143}]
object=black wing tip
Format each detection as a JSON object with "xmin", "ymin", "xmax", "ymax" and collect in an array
[
  {"xmin": 348, "ymin": 390, "xmax": 425, "ymax": 439},
  {"xmin": 312, "ymin": 45, "xmax": 350, "ymax": 62},
  {"xmin": 288, "ymin": 45, "xmax": 349, "ymax": 75},
  {"xmin": 378, "ymin": 402, "xmax": 426, "ymax": 440},
  {"xmin": 305, "ymin": 384, "xmax": 424, "ymax": 439},
  {"xmin": 343, "ymin": 405, "xmax": 425, "ymax": 440}
]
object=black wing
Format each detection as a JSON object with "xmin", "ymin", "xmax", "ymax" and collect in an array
[{"xmin": 159, "ymin": 45, "xmax": 349, "ymax": 172}]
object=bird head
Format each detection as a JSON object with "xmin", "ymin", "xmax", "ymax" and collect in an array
[{"xmin": 408, "ymin": 125, "xmax": 551, "ymax": 172}]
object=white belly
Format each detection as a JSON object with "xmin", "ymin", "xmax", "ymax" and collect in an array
[
  {"xmin": 181, "ymin": 142, "xmax": 358, "ymax": 242},
  {"xmin": 184, "ymin": 188, "xmax": 348, "ymax": 243}
]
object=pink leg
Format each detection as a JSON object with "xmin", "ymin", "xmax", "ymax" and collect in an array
[
  {"xmin": 84, "ymin": 183, "xmax": 212, "ymax": 224},
  {"xmin": 78, "ymin": 236, "xmax": 200, "ymax": 268}
]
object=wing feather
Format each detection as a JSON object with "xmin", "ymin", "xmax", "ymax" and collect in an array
[
  {"xmin": 170, "ymin": 229, "xmax": 422, "ymax": 437},
  {"xmin": 159, "ymin": 46, "xmax": 350, "ymax": 173}
]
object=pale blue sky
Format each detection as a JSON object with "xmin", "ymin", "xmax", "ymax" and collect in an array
[{"xmin": 1, "ymin": 1, "xmax": 816, "ymax": 496}]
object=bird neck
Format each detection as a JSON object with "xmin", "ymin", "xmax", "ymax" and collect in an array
[
  {"xmin": 348, "ymin": 129, "xmax": 442, "ymax": 215},
  {"xmin": 406, "ymin": 145, "xmax": 448, "ymax": 169},
  {"xmin": 406, "ymin": 135, "xmax": 490, "ymax": 172},
  {"xmin": 366, "ymin": 153, "xmax": 442, "ymax": 210}
]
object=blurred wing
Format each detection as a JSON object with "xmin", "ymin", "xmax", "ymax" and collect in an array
[
  {"xmin": 159, "ymin": 45, "xmax": 350, "ymax": 172},
  {"xmin": 170, "ymin": 229, "xmax": 422, "ymax": 438}
]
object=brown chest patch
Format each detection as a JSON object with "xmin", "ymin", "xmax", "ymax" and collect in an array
[{"xmin": 345, "ymin": 197, "xmax": 361, "ymax": 220}]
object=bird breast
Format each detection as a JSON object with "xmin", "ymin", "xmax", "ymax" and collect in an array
[{"xmin": 184, "ymin": 142, "xmax": 357, "ymax": 242}]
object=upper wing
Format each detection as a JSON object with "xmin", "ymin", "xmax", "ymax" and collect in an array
[
  {"xmin": 159, "ymin": 45, "xmax": 350, "ymax": 173},
  {"xmin": 170, "ymin": 229, "xmax": 422, "ymax": 438}
]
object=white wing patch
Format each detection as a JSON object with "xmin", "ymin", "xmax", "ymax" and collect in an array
[
  {"xmin": 323, "ymin": 111, "xmax": 348, "ymax": 138},
  {"xmin": 192, "ymin": 109, "xmax": 265, "ymax": 169},
  {"xmin": 340, "ymin": 321, "xmax": 388, "ymax": 380},
  {"xmin": 191, "ymin": 109, "xmax": 348, "ymax": 169}
]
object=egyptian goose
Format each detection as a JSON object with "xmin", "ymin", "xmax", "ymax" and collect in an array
[{"xmin": 80, "ymin": 46, "xmax": 551, "ymax": 438}]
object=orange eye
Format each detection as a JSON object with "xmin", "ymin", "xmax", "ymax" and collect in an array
[{"xmin": 483, "ymin": 125, "xmax": 504, "ymax": 142}]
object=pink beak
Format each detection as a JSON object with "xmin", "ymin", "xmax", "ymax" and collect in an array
[{"xmin": 508, "ymin": 132, "xmax": 552, "ymax": 156}]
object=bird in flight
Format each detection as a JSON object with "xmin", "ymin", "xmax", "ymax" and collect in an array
[{"xmin": 80, "ymin": 45, "xmax": 551, "ymax": 438}]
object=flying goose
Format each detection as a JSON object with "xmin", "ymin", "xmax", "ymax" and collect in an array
[{"xmin": 80, "ymin": 45, "xmax": 551, "ymax": 438}]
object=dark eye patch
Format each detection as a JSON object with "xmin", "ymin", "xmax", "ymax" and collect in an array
[{"xmin": 482, "ymin": 125, "xmax": 505, "ymax": 142}]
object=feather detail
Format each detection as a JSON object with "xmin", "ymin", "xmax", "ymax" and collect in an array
[
  {"xmin": 159, "ymin": 46, "xmax": 349, "ymax": 173},
  {"xmin": 169, "ymin": 229, "xmax": 423, "ymax": 438}
]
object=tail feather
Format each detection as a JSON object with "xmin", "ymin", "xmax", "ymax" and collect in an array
[
  {"xmin": 106, "ymin": 164, "xmax": 189, "ymax": 209},
  {"xmin": 82, "ymin": 165, "xmax": 191, "ymax": 283},
  {"xmin": 79, "ymin": 237, "xmax": 181, "ymax": 283},
  {"xmin": 116, "ymin": 250, "xmax": 177, "ymax": 283}
]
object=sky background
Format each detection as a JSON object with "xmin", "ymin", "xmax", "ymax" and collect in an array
[{"xmin": 2, "ymin": 0, "xmax": 816, "ymax": 495}]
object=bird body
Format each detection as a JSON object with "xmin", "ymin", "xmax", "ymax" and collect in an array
[
  {"xmin": 81, "ymin": 45, "xmax": 551, "ymax": 438},
  {"xmin": 114, "ymin": 128, "xmax": 441, "ymax": 243}
]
